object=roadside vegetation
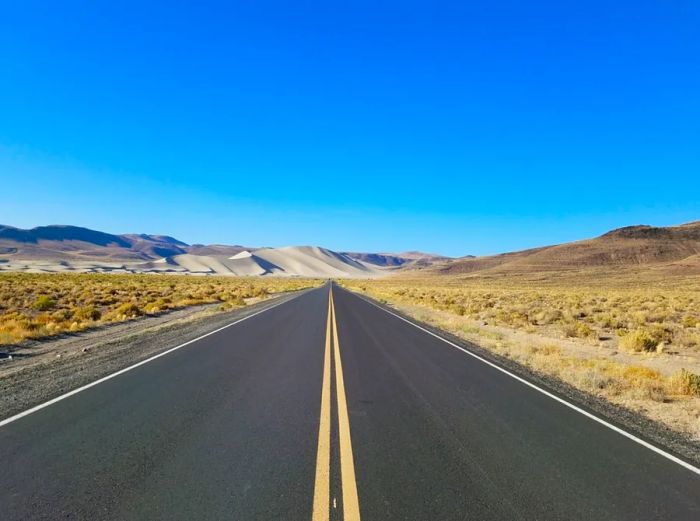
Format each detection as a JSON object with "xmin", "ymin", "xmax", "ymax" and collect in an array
[
  {"xmin": 341, "ymin": 270, "xmax": 700, "ymax": 439},
  {"xmin": 0, "ymin": 273, "xmax": 321, "ymax": 346}
]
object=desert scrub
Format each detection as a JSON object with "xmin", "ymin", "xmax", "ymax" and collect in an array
[
  {"xmin": 34, "ymin": 295, "xmax": 56, "ymax": 311},
  {"xmin": 341, "ymin": 273, "xmax": 700, "ymax": 351},
  {"xmin": 619, "ymin": 329, "xmax": 659, "ymax": 352},
  {"xmin": 673, "ymin": 369, "xmax": 700, "ymax": 397},
  {"xmin": 562, "ymin": 321, "xmax": 596, "ymax": 340},
  {"xmin": 682, "ymin": 315, "xmax": 700, "ymax": 328},
  {"xmin": 0, "ymin": 273, "xmax": 321, "ymax": 345}
]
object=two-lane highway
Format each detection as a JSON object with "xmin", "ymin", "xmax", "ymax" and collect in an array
[{"xmin": 0, "ymin": 282, "xmax": 698, "ymax": 520}]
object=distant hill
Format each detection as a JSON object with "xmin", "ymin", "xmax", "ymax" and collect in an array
[
  {"xmin": 0, "ymin": 224, "xmax": 130, "ymax": 248},
  {"xmin": 5, "ymin": 221, "xmax": 696, "ymax": 278},
  {"xmin": 432, "ymin": 221, "xmax": 700, "ymax": 276},
  {"xmin": 343, "ymin": 251, "xmax": 451, "ymax": 268},
  {"xmin": 0, "ymin": 225, "xmax": 189, "ymax": 261}
]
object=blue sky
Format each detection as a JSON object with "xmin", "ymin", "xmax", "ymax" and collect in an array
[{"xmin": 1, "ymin": 1, "xmax": 698, "ymax": 256}]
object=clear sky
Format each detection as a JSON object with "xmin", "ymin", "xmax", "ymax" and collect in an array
[{"xmin": 1, "ymin": 1, "xmax": 698, "ymax": 256}]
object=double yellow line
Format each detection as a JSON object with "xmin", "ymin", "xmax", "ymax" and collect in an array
[{"xmin": 312, "ymin": 286, "xmax": 361, "ymax": 521}]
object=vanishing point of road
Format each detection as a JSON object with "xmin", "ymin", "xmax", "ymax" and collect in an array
[{"xmin": 1, "ymin": 282, "xmax": 698, "ymax": 520}]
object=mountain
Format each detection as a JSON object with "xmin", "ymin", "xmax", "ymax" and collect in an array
[
  {"xmin": 0, "ymin": 224, "xmax": 128, "ymax": 246},
  {"xmin": 0, "ymin": 225, "xmax": 384, "ymax": 278},
  {"xmin": 342, "ymin": 252, "xmax": 409, "ymax": 267},
  {"xmin": 120, "ymin": 234, "xmax": 189, "ymax": 258},
  {"xmin": 342, "ymin": 251, "xmax": 451, "ymax": 268},
  {"xmin": 0, "ymin": 225, "xmax": 148, "ymax": 260},
  {"xmin": 6, "ymin": 221, "xmax": 696, "ymax": 279},
  {"xmin": 431, "ymin": 221, "xmax": 700, "ymax": 276}
]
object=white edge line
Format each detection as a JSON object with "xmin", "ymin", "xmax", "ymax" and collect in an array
[
  {"xmin": 349, "ymin": 289, "xmax": 700, "ymax": 477},
  {"xmin": 0, "ymin": 291, "xmax": 307, "ymax": 429}
]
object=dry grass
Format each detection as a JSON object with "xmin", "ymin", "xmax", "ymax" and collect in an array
[
  {"xmin": 341, "ymin": 270, "xmax": 700, "ymax": 437},
  {"xmin": 344, "ymin": 271, "xmax": 700, "ymax": 353},
  {"xmin": 0, "ymin": 273, "xmax": 321, "ymax": 345}
]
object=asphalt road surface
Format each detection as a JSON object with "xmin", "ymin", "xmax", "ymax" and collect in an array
[{"xmin": 1, "ymin": 282, "xmax": 698, "ymax": 520}]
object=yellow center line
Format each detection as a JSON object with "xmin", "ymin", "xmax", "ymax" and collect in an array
[
  {"xmin": 331, "ymin": 286, "xmax": 361, "ymax": 521},
  {"xmin": 311, "ymin": 293, "xmax": 332, "ymax": 521},
  {"xmin": 311, "ymin": 285, "xmax": 362, "ymax": 520}
]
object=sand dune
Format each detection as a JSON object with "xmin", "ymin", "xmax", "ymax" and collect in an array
[
  {"xmin": 0, "ymin": 245, "xmax": 385, "ymax": 278},
  {"xmin": 160, "ymin": 246, "xmax": 382, "ymax": 277},
  {"xmin": 0, "ymin": 224, "xmax": 448, "ymax": 277}
]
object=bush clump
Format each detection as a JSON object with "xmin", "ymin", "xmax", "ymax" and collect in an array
[
  {"xmin": 73, "ymin": 306, "xmax": 101, "ymax": 321},
  {"xmin": 620, "ymin": 329, "xmax": 658, "ymax": 352},
  {"xmin": 563, "ymin": 322, "xmax": 596, "ymax": 339},
  {"xmin": 34, "ymin": 295, "xmax": 56, "ymax": 311},
  {"xmin": 114, "ymin": 302, "xmax": 143, "ymax": 318},
  {"xmin": 674, "ymin": 369, "xmax": 700, "ymax": 396},
  {"xmin": 682, "ymin": 315, "xmax": 699, "ymax": 328}
]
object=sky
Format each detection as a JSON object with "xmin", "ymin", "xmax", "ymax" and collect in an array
[{"xmin": 1, "ymin": 1, "xmax": 699, "ymax": 257}]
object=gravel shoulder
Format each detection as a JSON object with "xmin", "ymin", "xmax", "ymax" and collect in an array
[{"xmin": 0, "ymin": 290, "xmax": 307, "ymax": 421}]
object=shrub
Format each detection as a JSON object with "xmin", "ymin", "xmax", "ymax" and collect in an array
[
  {"xmin": 34, "ymin": 295, "xmax": 56, "ymax": 311},
  {"xmin": 674, "ymin": 369, "xmax": 700, "ymax": 396},
  {"xmin": 563, "ymin": 322, "xmax": 596, "ymax": 339},
  {"xmin": 450, "ymin": 304, "xmax": 466, "ymax": 316},
  {"xmin": 52, "ymin": 309, "xmax": 73, "ymax": 321},
  {"xmin": 620, "ymin": 329, "xmax": 658, "ymax": 352},
  {"xmin": 143, "ymin": 302, "xmax": 162, "ymax": 314},
  {"xmin": 252, "ymin": 286, "xmax": 268, "ymax": 297},
  {"xmin": 114, "ymin": 302, "xmax": 143, "ymax": 318},
  {"xmin": 682, "ymin": 315, "xmax": 699, "ymax": 328},
  {"xmin": 622, "ymin": 365, "xmax": 662, "ymax": 382},
  {"xmin": 74, "ymin": 306, "xmax": 101, "ymax": 321},
  {"xmin": 646, "ymin": 324, "xmax": 673, "ymax": 344},
  {"xmin": 530, "ymin": 344, "xmax": 562, "ymax": 356},
  {"xmin": 597, "ymin": 313, "xmax": 622, "ymax": 329},
  {"xmin": 534, "ymin": 309, "xmax": 562, "ymax": 325},
  {"xmin": 230, "ymin": 295, "xmax": 246, "ymax": 306}
]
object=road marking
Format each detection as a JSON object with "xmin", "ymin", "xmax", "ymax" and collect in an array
[
  {"xmin": 331, "ymin": 288, "xmax": 361, "ymax": 520},
  {"xmin": 311, "ymin": 286, "xmax": 362, "ymax": 520},
  {"xmin": 0, "ymin": 292, "xmax": 307, "ymax": 429},
  {"xmin": 311, "ymin": 294, "xmax": 333, "ymax": 521},
  {"xmin": 349, "ymin": 288, "xmax": 700, "ymax": 477}
]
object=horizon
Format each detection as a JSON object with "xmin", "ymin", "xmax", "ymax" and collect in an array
[
  {"xmin": 2, "ymin": 219, "xmax": 699, "ymax": 260},
  {"xmin": 2, "ymin": 1, "xmax": 699, "ymax": 257}
]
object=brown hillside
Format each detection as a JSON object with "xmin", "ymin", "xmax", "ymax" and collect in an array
[{"xmin": 428, "ymin": 221, "xmax": 700, "ymax": 276}]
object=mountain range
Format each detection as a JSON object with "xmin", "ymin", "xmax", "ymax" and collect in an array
[
  {"xmin": 429, "ymin": 221, "xmax": 700, "ymax": 277},
  {"xmin": 0, "ymin": 225, "xmax": 445, "ymax": 277},
  {"xmin": 1, "ymin": 221, "xmax": 699, "ymax": 277}
]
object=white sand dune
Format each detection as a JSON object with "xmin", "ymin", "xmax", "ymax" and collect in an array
[
  {"xmin": 0, "ymin": 245, "xmax": 386, "ymax": 278},
  {"xmin": 159, "ymin": 246, "xmax": 382, "ymax": 278},
  {"xmin": 252, "ymin": 246, "xmax": 376, "ymax": 278}
]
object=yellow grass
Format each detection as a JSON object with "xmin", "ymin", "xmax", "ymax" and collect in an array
[
  {"xmin": 343, "ymin": 272, "xmax": 700, "ymax": 352},
  {"xmin": 0, "ymin": 273, "xmax": 322, "ymax": 345}
]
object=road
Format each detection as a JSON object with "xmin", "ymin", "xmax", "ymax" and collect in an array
[{"xmin": 0, "ymin": 282, "xmax": 698, "ymax": 520}]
